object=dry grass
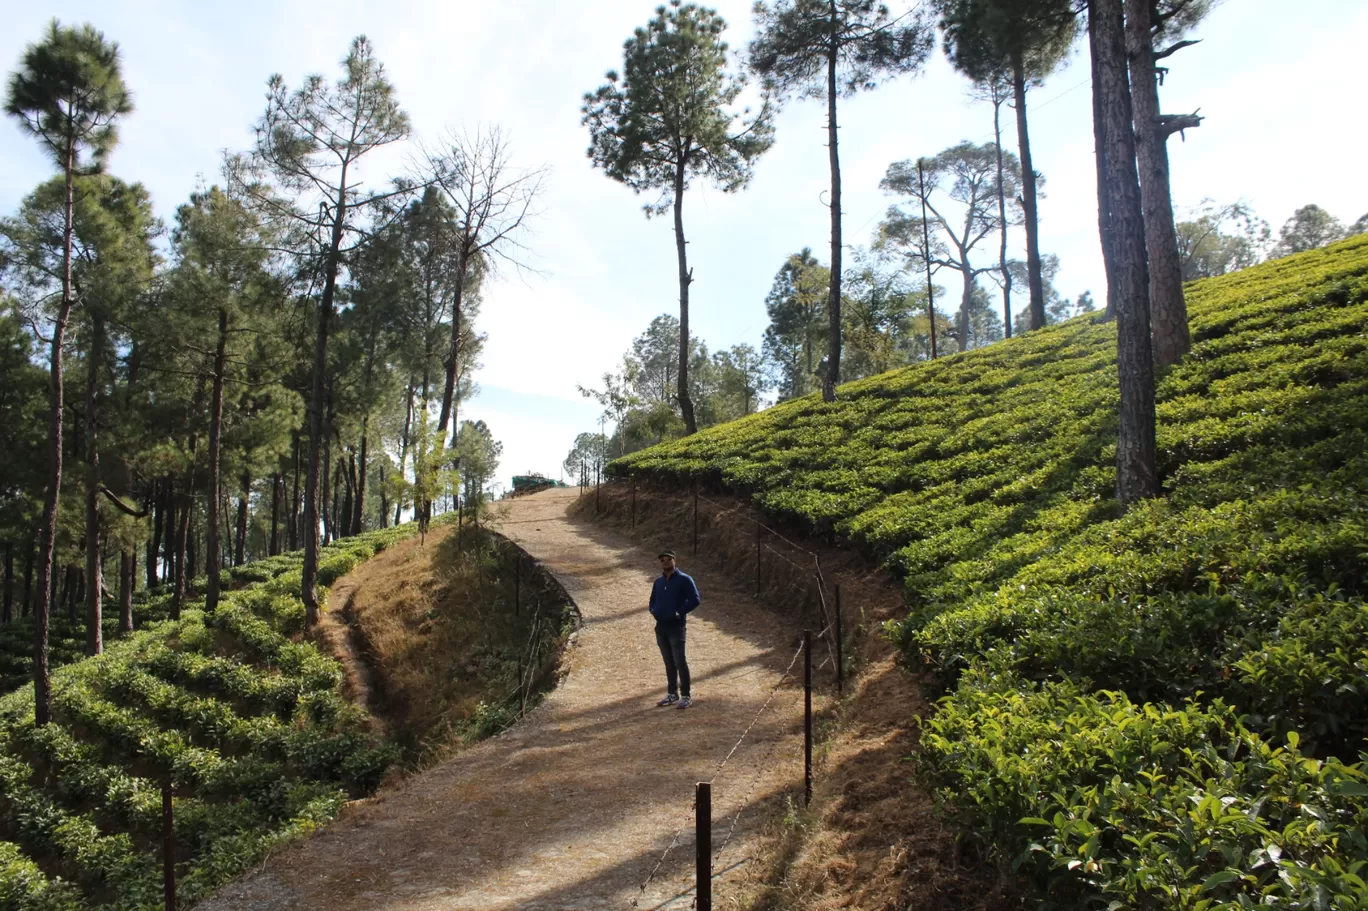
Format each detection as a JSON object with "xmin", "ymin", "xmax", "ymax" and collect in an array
[
  {"xmin": 339, "ymin": 521, "xmax": 566, "ymax": 763},
  {"xmin": 576, "ymin": 481, "xmax": 1021, "ymax": 911}
]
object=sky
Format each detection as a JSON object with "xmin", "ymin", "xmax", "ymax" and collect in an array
[{"xmin": 3, "ymin": 0, "xmax": 1367, "ymax": 489}]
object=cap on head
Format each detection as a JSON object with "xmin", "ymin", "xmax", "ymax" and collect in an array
[{"xmin": 658, "ymin": 550, "xmax": 676, "ymax": 560}]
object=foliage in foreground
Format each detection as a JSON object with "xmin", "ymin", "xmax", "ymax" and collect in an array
[
  {"xmin": 610, "ymin": 236, "xmax": 1368, "ymax": 907},
  {"xmin": 0, "ymin": 523, "xmax": 423, "ymax": 910}
]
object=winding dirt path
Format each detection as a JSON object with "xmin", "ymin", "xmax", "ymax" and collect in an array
[{"xmin": 201, "ymin": 487, "xmax": 811, "ymax": 910}]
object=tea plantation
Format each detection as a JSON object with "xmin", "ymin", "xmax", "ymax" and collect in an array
[
  {"xmin": 0, "ymin": 524, "xmax": 422, "ymax": 910},
  {"xmin": 613, "ymin": 236, "xmax": 1368, "ymax": 907}
]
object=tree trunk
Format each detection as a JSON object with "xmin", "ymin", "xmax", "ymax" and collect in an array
[
  {"xmin": 118, "ymin": 550, "xmax": 133, "ymax": 633},
  {"xmin": 1013, "ymin": 55, "xmax": 1047, "ymax": 331},
  {"xmin": 917, "ymin": 161, "xmax": 939, "ymax": 360},
  {"xmin": 83, "ymin": 312, "xmax": 105, "ymax": 655},
  {"xmin": 303, "ymin": 177, "xmax": 349, "ymax": 628},
  {"xmin": 49, "ymin": 564, "xmax": 60, "ymax": 626},
  {"xmin": 353, "ymin": 427, "xmax": 368, "ymax": 536},
  {"xmin": 1091, "ymin": 0, "xmax": 1158, "ymax": 504},
  {"xmin": 437, "ymin": 251, "xmax": 468, "ymax": 451},
  {"xmin": 22, "ymin": 537, "xmax": 35, "ymax": 618},
  {"xmin": 1090, "ymin": 20, "xmax": 1119, "ymax": 323},
  {"xmin": 1126, "ymin": 0, "xmax": 1190, "ymax": 366},
  {"xmin": 147, "ymin": 480, "xmax": 161, "ymax": 589},
  {"xmin": 268, "ymin": 473, "xmax": 281, "ymax": 556},
  {"xmin": 673, "ymin": 161, "xmax": 698, "ymax": 434},
  {"xmin": 67, "ymin": 564, "xmax": 81, "ymax": 626},
  {"xmin": 206, "ymin": 307, "xmax": 227, "ymax": 613},
  {"xmin": 289, "ymin": 435, "xmax": 301, "ymax": 552},
  {"xmin": 994, "ymin": 90, "xmax": 1013, "ymax": 338},
  {"xmin": 396, "ymin": 379, "xmax": 414, "ymax": 527},
  {"xmin": 339, "ymin": 451, "xmax": 354, "ymax": 541},
  {"xmin": 3, "ymin": 542, "xmax": 12, "ymax": 624},
  {"xmin": 172, "ymin": 485, "xmax": 191, "ymax": 619},
  {"xmin": 33, "ymin": 140, "xmax": 79, "ymax": 725},
  {"xmin": 333, "ymin": 447, "xmax": 343, "ymax": 540},
  {"xmin": 321, "ymin": 442, "xmax": 333, "ymax": 546},
  {"xmin": 160, "ymin": 485, "xmax": 175, "ymax": 584},
  {"xmin": 958, "ymin": 267, "xmax": 975, "ymax": 351},
  {"xmin": 234, "ymin": 476, "xmax": 249, "ymax": 566},
  {"xmin": 823, "ymin": 22, "xmax": 843, "ymax": 403}
]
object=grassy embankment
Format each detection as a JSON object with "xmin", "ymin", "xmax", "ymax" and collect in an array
[
  {"xmin": 612, "ymin": 236, "xmax": 1368, "ymax": 908},
  {"xmin": 341, "ymin": 523, "xmax": 577, "ymax": 763},
  {"xmin": 0, "ymin": 523, "xmax": 423, "ymax": 910}
]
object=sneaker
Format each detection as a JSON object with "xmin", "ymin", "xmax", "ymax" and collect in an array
[
  {"xmin": 676, "ymin": 696, "xmax": 693, "ymax": 710},
  {"xmin": 657, "ymin": 694, "xmax": 679, "ymax": 707}
]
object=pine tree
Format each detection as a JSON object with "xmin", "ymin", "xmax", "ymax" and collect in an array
[
  {"xmin": 584, "ymin": 0, "xmax": 774, "ymax": 434},
  {"xmin": 750, "ymin": 0, "xmax": 933, "ymax": 401},
  {"xmin": 1090, "ymin": 0, "xmax": 1158, "ymax": 504},
  {"xmin": 4, "ymin": 19, "xmax": 131, "ymax": 722},
  {"xmin": 936, "ymin": 0, "xmax": 1075, "ymax": 332},
  {"xmin": 232, "ymin": 36, "xmax": 410, "ymax": 627}
]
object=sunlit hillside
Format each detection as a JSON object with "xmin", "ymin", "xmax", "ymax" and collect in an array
[{"xmin": 614, "ymin": 235, "xmax": 1368, "ymax": 907}]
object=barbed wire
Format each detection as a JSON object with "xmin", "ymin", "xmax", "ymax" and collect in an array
[
  {"xmin": 632, "ymin": 627, "xmax": 820, "ymax": 908},
  {"xmin": 711, "ymin": 684, "xmax": 807, "ymax": 870},
  {"xmin": 631, "ymin": 793, "xmax": 699, "ymax": 910},
  {"xmin": 577, "ymin": 482, "xmax": 846, "ymax": 908}
]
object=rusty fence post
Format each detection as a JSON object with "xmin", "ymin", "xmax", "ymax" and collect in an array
[
  {"xmin": 162, "ymin": 777, "xmax": 176, "ymax": 911},
  {"xmin": 696, "ymin": 781, "xmax": 713, "ymax": 911},
  {"xmin": 631, "ymin": 474, "xmax": 636, "ymax": 529},
  {"xmin": 804, "ymin": 629, "xmax": 813, "ymax": 806}
]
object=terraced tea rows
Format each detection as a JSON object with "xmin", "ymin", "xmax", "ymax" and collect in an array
[{"xmin": 0, "ymin": 524, "xmax": 422, "ymax": 910}]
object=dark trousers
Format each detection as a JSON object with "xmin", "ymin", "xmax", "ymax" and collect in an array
[{"xmin": 655, "ymin": 622, "xmax": 690, "ymax": 697}]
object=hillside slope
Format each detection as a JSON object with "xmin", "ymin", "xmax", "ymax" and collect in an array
[
  {"xmin": 0, "ymin": 526, "xmax": 422, "ymax": 910},
  {"xmin": 613, "ymin": 236, "xmax": 1368, "ymax": 907}
]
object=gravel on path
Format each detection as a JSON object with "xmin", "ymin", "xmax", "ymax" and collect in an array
[{"xmin": 199, "ymin": 487, "xmax": 810, "ymax": 911}]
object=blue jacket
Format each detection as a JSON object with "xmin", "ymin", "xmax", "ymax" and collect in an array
[{"xmin": 649, "ymin": 569, "xmax": 701, "ymax": 626}]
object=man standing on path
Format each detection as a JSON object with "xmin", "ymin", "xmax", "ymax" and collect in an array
[{"xmin": 650, "ymin": 550, "xmax": 701, "ymax": 709}]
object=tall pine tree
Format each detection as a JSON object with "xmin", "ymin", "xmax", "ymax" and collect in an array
[{"xmin": 584, "ymin": 1, "xmax": 774, "ymax": 434}]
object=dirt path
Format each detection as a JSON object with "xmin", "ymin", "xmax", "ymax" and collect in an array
[{"xmin": 201, "ymin": 487, "xmax": 813, "ymax": 910}]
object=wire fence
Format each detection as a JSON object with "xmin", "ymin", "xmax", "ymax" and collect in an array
[
  {"xmin": 600, "ymin": 476, "xmax": 843, "ymax": 684},
  {"xmin": 596, "ymin": 476, "xmax": 851, "ymax": 910},
  {"xmin": 456, "ymin": 523, "xmax": 581, "ymax": 721}
]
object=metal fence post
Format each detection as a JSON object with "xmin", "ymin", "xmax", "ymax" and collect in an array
[
  {"xmin": 696, "ymin": 781, "xmax": 712, "ymax": 911},
  {"xmin": 631, "ymin": 474, "xmax": 636, "ymax": 529},
  {"xmin": 162, "ymin": 777, "xmax": 176, "ymax": 911},
  {"xmin": 514, "ymin": 553, "xmax": 521, "ymax": 618},
  {"xmin": 804, "ymin": 629, "xmax": 813, "ymax": 806}
]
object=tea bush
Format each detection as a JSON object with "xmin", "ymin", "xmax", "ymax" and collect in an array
[
  {"xmin": 611, "ymin": 236, "xmax": 1368, "ymax": 906},
  {"xmin": 0, "ymin": 520, "xmax": 429, "ymax": 909},
  {"xmin": 924, "ymin": 669, "xmax": 1368, "ymax": 909}
]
